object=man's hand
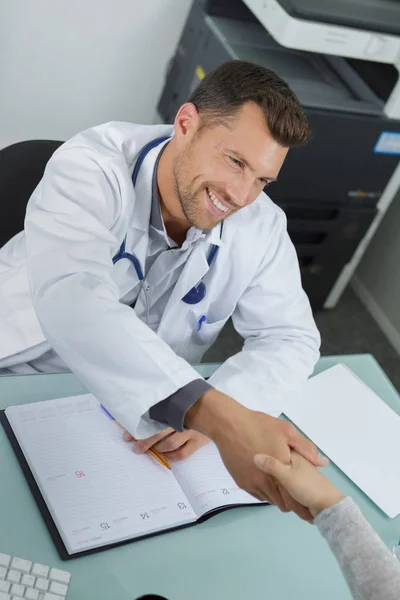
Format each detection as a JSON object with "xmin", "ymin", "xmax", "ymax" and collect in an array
[
  {"xmin": 185, "ymin": 389, "xmax": 328, "ymax": 521},
  {"xmin": 123, "ymin": 427, "xmax": 210, "ymax": 461},
  {"xmin": 254, "ymin": 451, "xmax": 344, "ymax": 518}
]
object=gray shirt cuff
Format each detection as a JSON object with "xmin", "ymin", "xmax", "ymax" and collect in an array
[{"xmin": 149, "ymin": 379, "xmax": 213, "ymax": 431}]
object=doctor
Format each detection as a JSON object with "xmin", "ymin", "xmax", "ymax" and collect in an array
[{"xmin": 0, "ymin": 61, "xmax": 324, "ymax": 519}]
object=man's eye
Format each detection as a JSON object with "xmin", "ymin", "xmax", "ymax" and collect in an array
[
  {"xmin": 230, "ymin": 156, "xmax": 242, "ymax": 168},
  {"xmin": 260, "ymin": 179, "xmax": 270, "ymax": 186}
]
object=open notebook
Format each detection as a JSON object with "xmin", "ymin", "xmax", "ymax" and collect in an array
[{"xmin": 1, "ymin": 394, "xmax": 264, "ymax": 560}]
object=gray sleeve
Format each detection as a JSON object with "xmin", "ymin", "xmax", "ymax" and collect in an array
[
  {"xmin": 149, "ymin": 379, "xmax": 213, "ymax": 432},
  {"xmin": 315, "ymin": 496, "xmax": 400, "ymax": 600}
]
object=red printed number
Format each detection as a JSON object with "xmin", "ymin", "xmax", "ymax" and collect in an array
[{"xmin": 75, "ymin": 470, "xmax": 86, "ymax": 478}]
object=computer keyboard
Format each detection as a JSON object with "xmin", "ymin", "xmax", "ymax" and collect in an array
[{"xmin": 0, "ymin": 554, "xmax": 71, "ymax": 600}]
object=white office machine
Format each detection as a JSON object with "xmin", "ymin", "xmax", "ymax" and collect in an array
[{"xmin": 242, "ymin": 0, "xmax": 400, "ymax": 307}]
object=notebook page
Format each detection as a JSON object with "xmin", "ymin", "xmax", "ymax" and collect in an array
[
  {"xmin": 284, "ymin": 364, "xmax": 400, "ymax": 518},
  {"xmin": 6, "ymin": 395, "xmax": 196, "ymax": 554},
  {"xmin": 171, "ymin": 442, "xmax": 262, "ymax": 518}
]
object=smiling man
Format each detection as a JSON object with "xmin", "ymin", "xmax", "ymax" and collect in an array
[{"xmin": 0, "ymin": 61, "xmax": 323, "ymax": 520}]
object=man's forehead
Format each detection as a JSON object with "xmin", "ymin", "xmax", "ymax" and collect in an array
[{"xmin": 218, "ymin": 114, "xmax": 273, "ymax": 146}]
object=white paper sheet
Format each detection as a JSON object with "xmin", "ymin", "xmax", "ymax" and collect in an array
[{"xmin": 284, "ymin": 364, "xmax": 400, "ymax": 518}]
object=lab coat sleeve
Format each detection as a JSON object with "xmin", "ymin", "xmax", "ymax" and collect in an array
[
  {"xmin": 24, "ymin": 147, "xmax": 202, "ymax": 438},
  {"xmin": 207, "ymin": 209, "xmax": 320, "ymax": 414}
]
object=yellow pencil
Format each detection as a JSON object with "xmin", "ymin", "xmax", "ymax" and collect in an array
[
  {"xmin": 148, "ymin": 447, "xmax": 172, "ymax": 470},
  {"xmin": 100, "ymin": 405, "xmax": 172, "ymax": 470}
]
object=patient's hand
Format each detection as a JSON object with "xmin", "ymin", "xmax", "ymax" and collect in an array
[{"xmin": 254, "ymin": 451, "xmax": 344, "ymax": 517}]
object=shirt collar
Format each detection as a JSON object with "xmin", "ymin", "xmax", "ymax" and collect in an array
[
  {"xmin": 150, "ymin": 145, "xmax": 166, "ymax": 231},
  {"xmin": 205, "ymin": 222, "xmax": 224, "ymax": 247}
]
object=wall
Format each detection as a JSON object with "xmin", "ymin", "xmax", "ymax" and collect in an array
[
  {"xmin": 353, "ymin": 187, "xmax": 400, "ymax": 354},
  {"xmin": 0, "ymin": 0, "xmax": 191, "ymax": 148}
]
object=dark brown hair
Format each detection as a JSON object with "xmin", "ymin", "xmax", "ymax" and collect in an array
[{"xmin": 188, "ymin": 60, "xmax": 310, "ymax": 147}]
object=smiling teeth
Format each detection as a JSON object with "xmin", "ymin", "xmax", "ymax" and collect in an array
[{"xmin": 207, "ymin": 188, "xmax": 228, "ymax": 213}]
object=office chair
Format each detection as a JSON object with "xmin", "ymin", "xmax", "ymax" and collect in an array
[{"xmin": 0, "ymin": 139, "xmax": 63, "ymax": 248}]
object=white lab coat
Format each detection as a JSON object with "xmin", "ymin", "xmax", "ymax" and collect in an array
[{"xmin": 0, "ymin": 122, "xmax": 320, "ymax": 437}]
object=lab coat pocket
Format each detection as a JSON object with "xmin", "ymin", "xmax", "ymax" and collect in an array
[{"xmin": 181, "ymin": 309, "xmax": 229, "ymax": 363}]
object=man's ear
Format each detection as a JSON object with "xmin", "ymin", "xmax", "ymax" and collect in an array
[{"xmin": 174, "ymin": 102, "xmax": 201, "ymax": 140}]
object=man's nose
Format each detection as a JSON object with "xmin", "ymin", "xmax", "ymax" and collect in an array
[{"xmin": 227, "ymin": 175, "xmax": 254, "ymax": 208}]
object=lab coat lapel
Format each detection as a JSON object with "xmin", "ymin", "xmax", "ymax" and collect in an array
[{"xmin": 115, "ymin": 140, "xmax": 164, "ymax": 298}]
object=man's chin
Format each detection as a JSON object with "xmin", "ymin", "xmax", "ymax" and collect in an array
[
  {"xmin": 183, "ymin": 197, "xmax": 223, "ymax": 231},
  {"xmin": 193, "ymin": 218, "xmax": 221, "ymax": 232}
]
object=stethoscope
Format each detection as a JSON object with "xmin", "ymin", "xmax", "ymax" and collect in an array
[{"xmin": 112, "ymin": 136, "xmax": 223, "ymax": 305}]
